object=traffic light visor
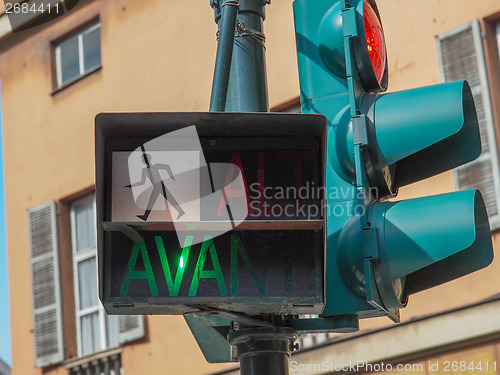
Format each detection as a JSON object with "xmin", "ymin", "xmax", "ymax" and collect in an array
[
  {"xmin": 365, "ymin": 80, "xmax": 481, "ymax": 188},
  {"xmin": 381, "ymin": 189, "xmax": 493, "ymax": 296}
]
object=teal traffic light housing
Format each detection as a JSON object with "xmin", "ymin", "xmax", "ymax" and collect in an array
[{"xmin": 293, "ymin": 0, "xmax": 494, "ymax": 328}]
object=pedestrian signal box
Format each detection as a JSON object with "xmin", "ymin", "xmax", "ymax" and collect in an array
[{"xmin": 95, "ymin": 112, "xmax": 327, "ymax": 316}]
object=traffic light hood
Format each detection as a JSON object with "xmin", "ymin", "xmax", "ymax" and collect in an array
[
  {"xmin": 363, "ymin": 80, "xmax": 481, "ymax": 188},
  {"xmin": 381, "ymin": 190, "xmax": 493, "ymax": 296},
  {"xmin": 337, "ymin": 189, "xmax": 493, "ymax": 311}
]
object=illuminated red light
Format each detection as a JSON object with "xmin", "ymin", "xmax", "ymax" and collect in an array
[{"xmin": 364, "ymin": 0, "xmax": 386, "ymax": 84}]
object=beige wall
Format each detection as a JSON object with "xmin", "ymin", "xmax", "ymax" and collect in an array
[
  {"xmin": 1, "ymin": 0, "xmax": 500, "ymax": 374},
  {"xmin": 379, "ymin": 0, "xmax": 500, "ymax": 90}
]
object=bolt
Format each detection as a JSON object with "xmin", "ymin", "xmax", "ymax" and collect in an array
[{"xmin": 247, "ymin": 338, "xmax": 256, "ymax": 350}]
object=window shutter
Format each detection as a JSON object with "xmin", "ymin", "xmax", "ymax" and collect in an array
[
  {"xmin": 437, "ymin": 20, "xmax": 500, "ymax": 230},
  {"xmin": 118, "ymin": 316, "xmax": 144, "ymax": 344},
  {"xmin": 28, "ymin": 201, "xmax": 64, "ymax": 367}
]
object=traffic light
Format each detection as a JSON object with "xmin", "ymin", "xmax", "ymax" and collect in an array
[{"xmin": 293, "ymin": 0, "xmax": 494, "ymax": 327}]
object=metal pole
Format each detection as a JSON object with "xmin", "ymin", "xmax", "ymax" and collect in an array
[
  {"xmin": 209, "ymin": 2, "xmax": 297, "ymax": 375},
  {"xmin": 210, "ymin": 0, "xmax": 269, "ymax": 112},
  {"xmin": 228, "ymin": 327, "xmax": 297, "ymax": 375},
  {"xmin": 225, "ymin": 0, "xmax": 269, "ymax": 112},
  {"xmin": 210, "ymin": 0, "xmax": 240, "ymax": 112}
]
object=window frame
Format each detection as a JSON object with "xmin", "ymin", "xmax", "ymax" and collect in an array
[
  {"xmin": 52, "ymin": 19, "xmax": 102, "ymax": 94},
  {"xmin": 70, "ymin": 194, "xmax": 117, "ymax": 357},
  {"xmin": 490, "ymin": 17, "xmax": 500, "ymax": 173}
]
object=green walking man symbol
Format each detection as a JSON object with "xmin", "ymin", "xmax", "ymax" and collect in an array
[{"xmin": 125, "ymin": 148, "xmax": 185, "ymax": 221}]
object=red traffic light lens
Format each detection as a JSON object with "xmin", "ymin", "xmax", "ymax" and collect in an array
[{"xmin": 364, "ymin": 0, "xmax": 386, "ymax": 84}]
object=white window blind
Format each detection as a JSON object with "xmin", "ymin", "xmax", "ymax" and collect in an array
[
  {"xmin": 436, "ymin": 20, "xmax": 500, "ymax": 230},
  {"xmin": 28, "ymin": 201, "xmax": 64, "ymax": 367},
  {"xmin": 118, "ymin": 315, "xmax": 144, "ymax": 344}
]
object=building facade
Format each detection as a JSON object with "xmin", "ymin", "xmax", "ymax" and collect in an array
[{"xmin": 0, "ymin": 0, "xmax": 499, "ymax": 375}]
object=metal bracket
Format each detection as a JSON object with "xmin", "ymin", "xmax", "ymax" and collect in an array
[
  {"xmin": 211, "ymin": 0, "xmax": 269, "ymax": 22},
  {"xmin": 286, "ymin": 315, "xmax": 359, "ymax": 333},
  {"xmin": 101, "ymin": 222, "xmax": 142, "ymax": 243},
  {"xmin": 342, "ymin": 7, "xmax": 358, "ymax": 38},
  {"xmin": 216, "ymin": 311, "xmax": 273, "ymax": 327},
  {"xmin": 352, "ymin": 114, "xmax": 369, "ymax": 146},
  {"xmin": 362, "ymin": 226, "xmax": 379, "ymax": 259},
  {"xmin": 185, "ymin": 306, "xmax": 273, "ymax": 328},
  {"xmin": 185, "ymin": 314, "xmax": 234, "ymax": 363},
  {"xmin": 211, "ymin": 0, "xmax": 268, "ymax": 7},
  {"xmin": 364, "ymin": 258, "xmax": 401, "ymax": 323}
]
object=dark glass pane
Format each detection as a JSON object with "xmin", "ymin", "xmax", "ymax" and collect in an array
[
  {"xmin": 78, "ymin": 257, "xmax": 98, "ymax": 310},
  {"xmin": 75, "ymin": 201, "xmax": 96, "ymax": 252},
  {"xmin": 81, "ymin": 312, "xmax": 101, "ymax": 355},
  {"xmin": 83, "ymin": 26, "xmax": 101, "ymax": 72},
  {"xmin": 59, "ymin": 35, "xmax": 80, "ymax": 84}
]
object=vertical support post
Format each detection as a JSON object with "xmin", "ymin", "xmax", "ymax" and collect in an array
[
  {"xmin": 211, "ymin": 0, "xmax": 269, "ymax": 112},
  {"xmin": 207, "ymin": 2, "xmax": 298, "ymax": 375},
  {"xmin": 226, "ymin": 0, "xmax": 269, "ymax": 112},
  {"xmin": 228, "ymin": 327, "xmax": 297, "ymax": 375},
  {"xmin": 210, "ymin": 0, "xmax": 240, "ymax": 112}
]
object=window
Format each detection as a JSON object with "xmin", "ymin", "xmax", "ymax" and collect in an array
[
  {"xmin": 71, "ymin": 195, "xmax": 119, "ymax": 356},
  {"xmin": 28, "ymin": 195, "xmax": 144, "ymax": 366},
  {"xmin": 436, "ymin": 21, "xmax": 500, "ymax": 230},
  {"xmin": 55, "ymin": 21, "xmax": 101, "ymax": 88},
  {"xmin": 70, "ymin": 195, "xmax": 144, "ymax": 357}
]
